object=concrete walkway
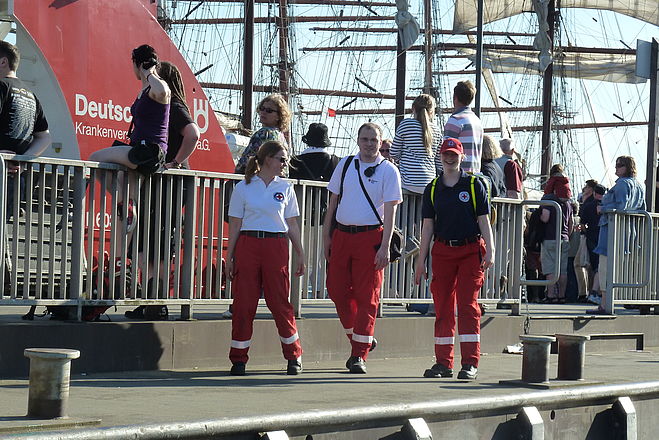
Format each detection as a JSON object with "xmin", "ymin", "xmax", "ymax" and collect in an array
[{"xmin": 1, "ymin": 347, "xmax": 658, "ymax": 434}]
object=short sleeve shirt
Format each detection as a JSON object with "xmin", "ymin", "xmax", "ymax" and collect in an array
[
  {"xmin": 421, "ymin": 172, "xmax": 489, "ymax": 240},
  {"xmin": 165, "ymin": 98, "xmax": 194, "ymax": 165},
  {"xmin": 228, "ymin": 176, "xmax": 299, "ymax": 232},
  {"xmin": 0, "ymin": 77, "xmax": 48, "ymax": 154},
  {"xmin": 327, "ymin": 154, "xmax": 402, "ymax": 226}
]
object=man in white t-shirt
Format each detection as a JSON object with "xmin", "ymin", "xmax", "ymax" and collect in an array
[{"xmin": 322, "ymin": 122, "xmax": 402, "ymax": 374}]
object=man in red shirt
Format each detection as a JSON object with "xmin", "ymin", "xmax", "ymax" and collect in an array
[{"xmin": 495, "ymin": 138, "xmax": 524, "ymax": 199}]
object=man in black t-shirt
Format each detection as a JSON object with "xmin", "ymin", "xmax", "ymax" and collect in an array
[
  {"xmin": 0, "ymin": 41, "xmax": 51, "ymax": 219},
  {"xmin": 0, "ymin": 41, "xmax": 51, "ymax": 160}
]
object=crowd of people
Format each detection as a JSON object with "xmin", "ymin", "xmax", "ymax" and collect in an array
[{"xmin": 1, "ymin": 39, "xmax": 650, "ymax": 378}]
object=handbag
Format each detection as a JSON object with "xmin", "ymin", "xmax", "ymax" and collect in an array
[{"xmin": 353, "ymin": 157, "xmax": 404, "ymax": 262}]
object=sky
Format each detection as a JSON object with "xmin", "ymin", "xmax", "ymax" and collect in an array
[{"xmin": 155, "ymin": 1, "xmax": 659, "ymax": 190}]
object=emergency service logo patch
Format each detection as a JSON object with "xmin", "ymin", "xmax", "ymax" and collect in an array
[
  {"xmin": 459, "ymin": 191, "xmax": 470, "ymax": 203},
  {"xmin": 273, "ymin": 192, "xmax": 285, "ymax": 202}
]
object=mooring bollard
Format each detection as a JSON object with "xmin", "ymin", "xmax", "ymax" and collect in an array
[
  {"xmin": 555, "ymin": 334, "xmax": 590, "ymax": 380},
  {"xmin": 519, "ymin": 335, "xmax": 556, "ymax": 384},
  {"xmin": 24, "ymin": 348, "xmax": 81, "ymax": 419}
]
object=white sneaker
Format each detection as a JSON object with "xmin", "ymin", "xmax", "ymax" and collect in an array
[
  {"xmin": 587, "ymin": 294, "xmax": 601, "ymax": 305},
  {"xmin": 221, "ymin": 309, "xmax": 233, "ymax": 319}
]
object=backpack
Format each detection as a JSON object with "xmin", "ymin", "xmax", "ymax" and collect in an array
[{"xmin": 430, "ymin": 172, "xmax": 496, "ymax": 224}]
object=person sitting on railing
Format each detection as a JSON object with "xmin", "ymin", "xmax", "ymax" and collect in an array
[
  {"xmin": 414, "ymin": 137, "xmax": 494, "ymax": 381},
  {"xmin": 225, "ymin": 140, "xmax": 305, "ymax": 376},
  {"xmin": 589, "ymin": 156, "xmax": 646, "ymax": 314},
  {"xmin": 88, "ymin": 44, "xmax": 170, "ymax": 231},
  {"xmin": 0, "ymin": 41, "xmax": 52, "ymax": 218},
  {"xmin": 125, "ymin": 61, "xmax": 200, "ymax": 320}
]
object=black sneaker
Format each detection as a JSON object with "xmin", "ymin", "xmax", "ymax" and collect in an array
[
  {"xmin": 230, "ymin": 362, "xmax": 246, "ymax": 376},
  {"xmin": 369, "ymin": 338, "xmax": 378, "ymax": 352},
  {"xmin": 287, "ymin": 358, "xmax": 302, "ymax": 375},
  {"xmin": 423, "ymin": 363, "xmax": 453, "ymax": 378},
  {"xmin": 345, "ymin": 355, "xmax": 357, "ymax": 370},
  {"xmin": 457, "ymin": 364, "xmax": 478, "ymax": 380},
  {"xmin": 349, "ymin": 357, "xmax": 367, "ymax": 374}
]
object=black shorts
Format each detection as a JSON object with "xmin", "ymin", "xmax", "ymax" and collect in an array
[{"xmin": 127, "ymin": 141, "xmax": 165, "ymax": 175}]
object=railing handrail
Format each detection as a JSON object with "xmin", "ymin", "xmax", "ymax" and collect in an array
[
  {"xmin": 520, "ymin": 199, "xmax": 562, "ymax": 288},
  {"xmin": 606, "ymin": 209, "xmax": 653, "ymax": 289},
  {"xmin": 7, "ymin": 381, "xmax": 659, "ymax": 439}
]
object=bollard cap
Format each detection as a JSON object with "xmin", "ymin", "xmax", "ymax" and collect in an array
[
  {"xmin": 519, "ymin": 335, "xmax": 556, "ymax": 343},
  {"xmin": 24, "ymin": 348, "xmax": 81, "ymax": 360}
]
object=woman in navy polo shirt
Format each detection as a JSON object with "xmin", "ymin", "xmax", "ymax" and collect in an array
[
  {"xmin": 226, "ymin": 141, "xmax": 305, "ymax": 376},
  {"xmin": 414, "ymin": 137, "xmax": 494, "ymax": 380}
]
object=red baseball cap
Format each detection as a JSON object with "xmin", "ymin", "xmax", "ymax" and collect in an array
[{"xmin": 440, "ymin": 137, "xmax": 463, "ymax": 155}]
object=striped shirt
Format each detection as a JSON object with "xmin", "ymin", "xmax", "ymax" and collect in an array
[
  {"xmin": 390, "ymin": 118, "xmax": 441, "ymax": 188},
  {"xmin": 443, "ymin": 106, "xmax": 483, "ymax": 174}
]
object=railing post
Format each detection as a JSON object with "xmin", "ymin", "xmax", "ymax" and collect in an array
[
  {"xmin": 69, "ymin": 166, "xmax": 86, "ymax": 305},
  {"xmin": 604, "ymin": 212, "xmax": 616, "ymax": 314},
  {"xmin": 291, "ymin": 184, "xmax": 304, "ymax": 318},
  {"xmin": 0, "ymin": 156, "xmax": 6, "ymax": 291},
  {"xmin": 180, "ymin": 175, "xmax": 198, "ymax": 320},
  {"xmin": 511, "ymin": 201, "xmax": 524, "ymax": 316}
]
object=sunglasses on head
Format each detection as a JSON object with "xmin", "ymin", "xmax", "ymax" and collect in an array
[{"xmin": 259, "ymin": 106, "xmax": 278, "ymax": 114}]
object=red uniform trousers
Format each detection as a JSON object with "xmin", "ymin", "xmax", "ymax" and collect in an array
[
  {"xmin": 327, "ymin": 228, "xmax": 383, "ymax": 359},
  {"xmin": 229, "ymin": 235, "xmax": 302, "ymax": 364},
  {"xmin": 430, "ymin": 239, "xmax": 485, "ymax": 369}
]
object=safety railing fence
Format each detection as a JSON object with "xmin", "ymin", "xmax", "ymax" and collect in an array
[
  {"xmin": 10, "ymin": 155, "xmax": 657, "ymax": 318},
  {"xmin": 603, "ymin": 209, "xmax": 656, "ymax": 313}
]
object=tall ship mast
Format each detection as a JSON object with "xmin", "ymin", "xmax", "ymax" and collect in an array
[{"xmin": 162, "ymin": 0, "xmax": 658, "ymax": 191}]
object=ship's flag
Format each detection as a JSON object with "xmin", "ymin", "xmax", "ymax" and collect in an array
[{"xmin": 328, "ymin": 108, "xmax": 336, "ymax": 117}]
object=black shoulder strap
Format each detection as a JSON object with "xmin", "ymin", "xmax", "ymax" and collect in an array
[
  {"xmin": 338, "ymin": 155, "xmax": 354, "ymax": 202},
  {"xmin": 354, "ymin": 158, "xmax": 384, "ymax": 226}
]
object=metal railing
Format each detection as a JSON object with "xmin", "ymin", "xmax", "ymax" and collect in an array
[
  {"xmin": 602, "ymin": 209, "xmax": 656, "ymax": 313},
  {"xmin": 2, "ymin": 154, "xmax": 656, "ymax": 318},
  {"xmin": 8, "ymin": 381, "xmax": 659, "ymax": 439}
]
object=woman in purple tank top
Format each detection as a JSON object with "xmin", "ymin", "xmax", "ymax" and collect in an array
[{"xmin": 89, "ymin": 44, "xmax": 171, "ymax": 232}]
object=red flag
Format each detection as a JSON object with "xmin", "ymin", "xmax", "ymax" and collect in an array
[{"xmin": 328, "ymin": 108, "xmax": 336, "ymax": 117}]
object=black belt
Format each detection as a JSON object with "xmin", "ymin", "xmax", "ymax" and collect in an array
[
  {"xmin": 336, "ymin": 223, "xmax": 381, "ymax": 234},
  {"xmin": 241, "ymin": 230, "xmax": 287, "ymax": 239},
  {"xmin": 435, "ymin": 235, "xmax": 481, "ymax": 247}
]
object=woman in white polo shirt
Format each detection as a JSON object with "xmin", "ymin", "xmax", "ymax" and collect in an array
[{"xmin": 226, "ymin": 140, "xmax": 305, "ymax": 376}]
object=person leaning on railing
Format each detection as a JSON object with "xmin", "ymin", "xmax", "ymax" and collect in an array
[
  {"xmin": 125, "ymin": 61, "xmax": 201, "ymax": 320},
  {"xmin": 225, "ymin": 140, "xmax": 305, "ymax": 376},
  {"xmin": 588, "ymin": 155, "xmax": 646, "ymax": 315}
]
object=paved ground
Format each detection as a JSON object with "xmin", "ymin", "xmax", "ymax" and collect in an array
[
  {"xmin": 1, "ymin": 346, "xmax": 659, "ymax": 433},
  {"xmin": 0, "ymin": 301, "xmax": 650, "ymax": 323}
]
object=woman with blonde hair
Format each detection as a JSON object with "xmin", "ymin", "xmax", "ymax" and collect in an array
[
  {"xmin": 480, "ymin": 135, "xmax": 506, "ymax": 198},
  {"xmin": 235, "ymin": 93, "xmax": 291, "ymax": 174},
  {"xmin": 390, "ymin": 94, "xmax": 441, "ymax": 193},
  {"xmin": 226, "ymin": 140, "xmax": 305, "ymax": 375}
]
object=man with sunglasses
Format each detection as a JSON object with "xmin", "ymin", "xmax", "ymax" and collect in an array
[{"xmin": 322, "ymin": 122, "xmax": 402, "ymax": 374}]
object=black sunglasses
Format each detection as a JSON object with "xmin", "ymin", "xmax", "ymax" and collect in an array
[
  {"xmin": 380, "ymin": 149, "xmax": 390, "ymax": 153},
  {"xmin": 273, "ymin": 156, "xmax": 289, "ymax": 164},
  {"xmin": 259, "ymin": 106, "xmax": 278, "ymax": 114},
  {"xmin": 615, "ymin": 163, "xmax": 625, "ymax": 168}
]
